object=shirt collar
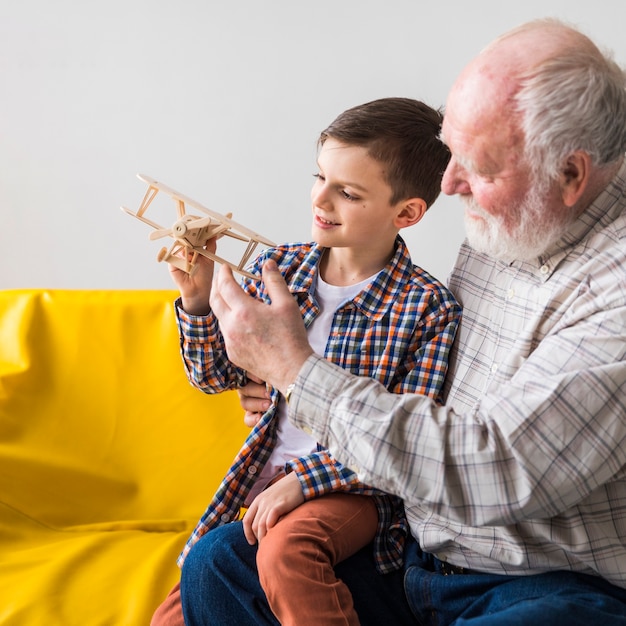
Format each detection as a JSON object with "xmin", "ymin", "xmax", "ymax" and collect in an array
[
  {"xmin": 351, "ymin": 235, "xmax": 415, "ymax": 320},
  {"xmin": 289, "ymin": 236, "xmax": 415, "ymax": 319}
]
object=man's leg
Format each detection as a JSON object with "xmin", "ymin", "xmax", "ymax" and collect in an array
[
  {"xmin": 256, "ymin": 493, "xmax": 379, "ymax": 626},
  {"xmin": 335, "ymin": 544, "xmax": 416, "ymax": 625},
  {"xmin": 404, "ymin": 544, "xmax": 626, "ymax": 626},
  {"xmin": 180, "ymin": 522, "xmax": 280, "ymax": 626},
  {"xmin": 180, "ymin": 519, "xmax": 416, "ymax": 626}
]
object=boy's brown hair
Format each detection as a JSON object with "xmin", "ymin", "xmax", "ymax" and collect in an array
[{"xmin": 319, "ymin": 97, "xmax": 450, "ymax": 208}]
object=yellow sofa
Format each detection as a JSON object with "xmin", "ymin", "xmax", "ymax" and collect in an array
[{"xmin": 0, "ymin": 289, "xmax": 248, "ymax": 625}]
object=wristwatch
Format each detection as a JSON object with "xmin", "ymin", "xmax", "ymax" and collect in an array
[{"xmin": 284, "ymin": 382, "xmax": 296, "ymax": 404}]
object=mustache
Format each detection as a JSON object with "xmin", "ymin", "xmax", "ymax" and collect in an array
[{"xmin": 462, "ymin": 196, "xmax": 492, "ymax": 219}]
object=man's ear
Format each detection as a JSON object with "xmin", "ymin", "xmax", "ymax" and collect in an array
[
  {"xmin": 394, "ymin": 198, "xmax": 427, "ymax": 229},
  {"xmin": 560, "ymin": 151, "xmax": 591, "ymax": 207}
]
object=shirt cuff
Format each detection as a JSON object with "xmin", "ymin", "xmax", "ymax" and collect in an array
[
  {"xmin": 287, "ymin": 354, "xmax": 355, "ymax": 446},
  {"xmin": 174, "ymin": 297, "xmax": 219, "ymax": 340}
]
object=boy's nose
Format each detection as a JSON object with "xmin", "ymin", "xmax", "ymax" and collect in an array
[{"xmin": 311, "ymin": 184, "xmax": 330, "ymax": 207}]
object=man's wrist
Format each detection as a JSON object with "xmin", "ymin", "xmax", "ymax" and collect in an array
[
  {"xmin": 284, "ymin": 382, "xmax": 296, "ymax": 404},
  {"xmin": 273, "ymin": 346, "xmax": 313, "ymax": 397}
]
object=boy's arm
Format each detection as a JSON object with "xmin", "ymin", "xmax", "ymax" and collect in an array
[
  {"xmin": 390, "ymin": 293, "xmax": 461, "ymax": 398},
  {"xmin": 168, "ymin": 237, "xmax": 246, "ymax": 393},
  {"xmin": 285, "ymin": 449, "xmax": 374, "ymax": 499},
  {"xmin": 285, "ymin": 290, "xmax": 461, "ymax": 499},
  {"xmin": 176, "ymin": 302, "xmax": 248, "ymax": 393},
  {"xmin": 174, "ymin": 247, "xmax": 271, "ymax": 394}
]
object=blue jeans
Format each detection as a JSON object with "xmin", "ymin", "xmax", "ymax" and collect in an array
[
  {"xmin": 180, "ymin": 520, "xmax": 413, "ymax": 625},
  {"xmin": 404, "ymin": 542, "xmax": 626, "ymax": 625},
  {"xmin": 180, "ymin": 521, "xmax": 626, "ymax": 625}
]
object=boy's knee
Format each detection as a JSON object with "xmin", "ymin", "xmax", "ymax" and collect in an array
[
  {"xmin": 257, "ymin": 522, "xmax": 290, "ymax": 575},
  {"xmin": 257, "ymin": 515, "xmax": 324, "ymax": 579}
]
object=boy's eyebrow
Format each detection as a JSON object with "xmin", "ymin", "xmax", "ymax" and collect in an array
[
  {"xmin": 338, "ymin": 181, "xmax": 370, "ymax": 194},
  {"xmin": 334, "ymin": 177, "xmax": 370, "ymax": 193},
  {"xmin": 315, "ymin": 161, "xmax": 371, "ymax": 193}
]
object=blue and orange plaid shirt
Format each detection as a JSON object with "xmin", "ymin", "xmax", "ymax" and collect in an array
[{"xmin": 176, "ymin": 236, "xmax": 461, "ymax": 573}]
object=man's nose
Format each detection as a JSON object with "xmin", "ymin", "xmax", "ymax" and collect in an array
[{"xmin": 441, "ymin": 158, "xmax": 470, "ymax": 196}]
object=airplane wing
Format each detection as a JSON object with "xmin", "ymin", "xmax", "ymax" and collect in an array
[
  {"xmin": 120, "ymin": 205, "xmax": 165, "ymax": 231},
  {"xmin": 136, "ymin": 174, "xmax": 276, "ymax": 247}
]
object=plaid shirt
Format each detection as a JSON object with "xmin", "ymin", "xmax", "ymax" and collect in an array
[
  {"xmin": 289, "ymin": 161, "xmax": 626, "ymax": 588},
  {"xmin": 176, "ymin": 235, "xmax": 461, "ymax": 572}
]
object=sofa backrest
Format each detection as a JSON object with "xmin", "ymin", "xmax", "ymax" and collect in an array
[{"xmin": 0, "ymin": 289, "xmax": 248, "ymax": 527}]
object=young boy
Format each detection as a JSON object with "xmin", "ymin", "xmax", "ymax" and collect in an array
[{"xmin": 151, "ymin": 98, "xmax": 461, "ymax": 626}]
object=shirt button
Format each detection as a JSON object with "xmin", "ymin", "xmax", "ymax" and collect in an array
[
  {"xmin": 220, "ymin": 514, "xmax": 230, "ymax": 523},
  {"xmin": 303, "ymin": 426, "xmax": 313, "ymax": 436},
  {"xmin": 491, "ymin": 363, "xmax": 498, "ymax": 374},
  {"xmin": 540, "ymin": 264, "xmax": 550, "ymax": 275},
  {"xmin": 507, "ymin": 288, "xmax": 515, "ymax": 300},
  {"xmin": 247, "ymin": 465, "xmax": 258, "ymax": 475}
]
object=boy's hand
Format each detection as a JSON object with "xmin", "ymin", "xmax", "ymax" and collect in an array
[
  {"xmin": 242, "ymin": 472, "xmax": 305, "ymax": 544},
  {"xmin": 169, "ymin": 238, "xmax": 217, "ymax": 316},
  {"xmin": 238, "ymin": 376, "xmax": 271, "ymax": 427}
]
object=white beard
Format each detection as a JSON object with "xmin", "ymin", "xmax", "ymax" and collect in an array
[{"xmin": 463, "ymin": 181, "xmax": 574, "ymax": 263}]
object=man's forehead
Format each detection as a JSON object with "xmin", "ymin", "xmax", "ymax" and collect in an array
[{"xmin": 441, "ymin": 102, "xmax": 525, "ymax": 175}]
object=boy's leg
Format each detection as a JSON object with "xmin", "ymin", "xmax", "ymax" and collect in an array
[
  {"xmin": 150, "ymin": 582, "xmax": 185, "ymax": 626},
  {"xmin": 180, "ymin": 517, "xmax": 414, "ymax": 626},
  {"xmin": 256, "ymin": 493, "xmax": 379, "ymax": 626}
]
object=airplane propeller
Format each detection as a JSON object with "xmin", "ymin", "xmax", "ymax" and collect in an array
[{"xmin": 149, "ymin": 215, "xmax": 215, "ymax": 241}]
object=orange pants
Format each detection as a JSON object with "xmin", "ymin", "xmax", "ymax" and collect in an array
[
  {"xmin": 150, "ymin": 581, "xmax": 184, "ymax": 626},
  {"xmin": 258, "ymin": 492, "xmax": 378, "ymax": 626},
  {"xmin": 151, "ymin": 493, "xmax": 378, "ymax": 626}
]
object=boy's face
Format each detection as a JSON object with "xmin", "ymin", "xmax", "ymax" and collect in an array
[{"xmin": 311, "ymin": 138, "xmax": 401, "ymax": 248}]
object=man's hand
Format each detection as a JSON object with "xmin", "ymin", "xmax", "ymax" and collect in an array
[
  {"xmin": 210, "ymin": 261, "xmax": 314, "ymax": 394},
  {"xmin": 242, "ymin": 472, "xmax": 305, "ymax": 544}
]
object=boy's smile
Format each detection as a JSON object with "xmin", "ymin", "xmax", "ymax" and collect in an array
[{"xmin": 313, "ymin": 214, "xmax": 341, "ymax": 229}]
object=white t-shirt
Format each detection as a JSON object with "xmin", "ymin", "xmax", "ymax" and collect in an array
[{"xmin": 244, "ymin": 269, "xmax": 375, "ymax": 504}]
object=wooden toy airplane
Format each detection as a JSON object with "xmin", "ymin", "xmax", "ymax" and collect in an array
[{"xmin": 121, "ymin": 174, "xmax": 275, "ymax": 279}]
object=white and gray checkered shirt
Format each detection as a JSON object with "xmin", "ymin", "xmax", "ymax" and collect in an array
[{"xmin": 290, "ymin": 158, "xmax": 626, "ymax": 588}]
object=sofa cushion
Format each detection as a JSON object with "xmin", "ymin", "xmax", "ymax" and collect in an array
[{"xmin": 0, "ymin": 289, "xmax": 247, "ymax": 625}]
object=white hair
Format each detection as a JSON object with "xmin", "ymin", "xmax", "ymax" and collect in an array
[{"xmin": 515, "ymin": 43, "xmax": 626, "ymax": 183}]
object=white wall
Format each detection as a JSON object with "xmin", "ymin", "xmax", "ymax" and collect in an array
[{"xmin": 1, "ymin": 1, "xmax": 624, "ymax": 289}]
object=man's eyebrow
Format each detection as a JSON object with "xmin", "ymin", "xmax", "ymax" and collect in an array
[
  {"xmin": 455, "ymin": 154, "xmax": 475, "ymax": 172},
  {"xmin": 439, "ymin": 131, "xmax": 474, "ymax": 169},
  {"xmin": 442, "ymin": 147, "xmax": 475, "ymax": 174}
]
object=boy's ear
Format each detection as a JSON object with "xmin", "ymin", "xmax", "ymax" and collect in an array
[
  {"xmin": 559, "ymin": 150, "xmax": 591, "ymax": 207},
  {"xmin": 394, "ymin": 198, "xmax": 427, "ymax": 229}
]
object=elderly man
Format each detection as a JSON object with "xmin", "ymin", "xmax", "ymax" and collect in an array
[{"xmin": 182, "ymin": 19, "xmax": 626, "ymax": 625}]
